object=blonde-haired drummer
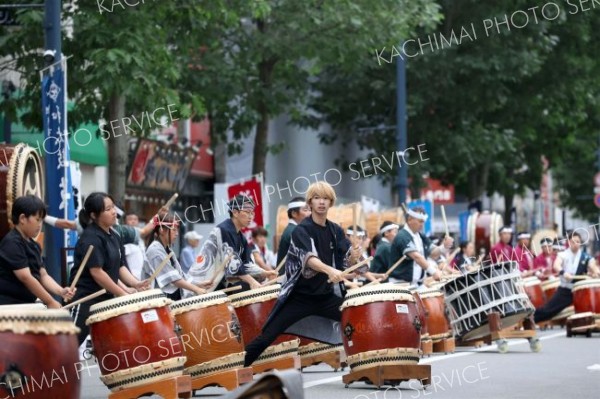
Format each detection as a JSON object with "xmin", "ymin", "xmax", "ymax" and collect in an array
[
  {"xmin": 388, "ymin": 206, "xmax": 453, "ymax": 285},
  {"xmin": 534, "ymin": 231, "xmax": 600, "ymax": 323},
  {"xmin": 243, "ymin": 181, "xmax": 367, "ymax": 366}
]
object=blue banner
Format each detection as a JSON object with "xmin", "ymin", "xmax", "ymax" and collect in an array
[{"xmin": 42, "ymin": 63, "xmax": 77, "ymax": 281}]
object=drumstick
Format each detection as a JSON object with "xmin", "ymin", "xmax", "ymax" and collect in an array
[
  {"xmin": 364, "ymin": 256, "xmax": 407, "ymax": 287},
  {"xmin": 219, "ymin": 285, "xmax": 243, "ymax": 293},
  {"xmin": 69, "ymin": 245, "xmax": 94, "ymax": 290},
  {"xmin": 212, "ymin": 254, "xmax": 233, "ymax": 281},
  {"xmin": 163, "ymin": 193, "xmax": 179, "ymax": 209},
  {"xmin": 441, "ymin": 205, "xmax": 449, "ymax": 239},
  {"xmin": 262, "ymin": 277, "xmax": 284, "ymax": 286},
  {"xmin": 62, "ymin": 289, "xmax": 107, "ymax": 310},
  {"xmin": 570, "ymin": 275, "xmax": 590, "ymax": 281},
  {"xmin": 327, "ymin": 256, "xmax": 374, "ymax": 283},
  {"xmin": 440, "ymin": 247, "xmax": 461, "ymax": 274},
  {"xmin": 148, "ymin": 252, "xmax": 175, "ymax": 284},
  {"xmin": 274, "ymin": 255, "xmax": 287, "ymax": 274}
]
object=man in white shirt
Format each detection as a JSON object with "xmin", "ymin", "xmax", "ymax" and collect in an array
[{"xmin": 534, "ymin": 231, "xmax": 600, "ymax": 323}]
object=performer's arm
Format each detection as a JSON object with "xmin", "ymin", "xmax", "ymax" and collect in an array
[
  {"xmin": 119, "ymin": 266, "xmax": 148, "ymax": 291},
  {"xmin": 587, "ymin": 259, "xmax": 600, "ymax": 278},
  {"xmin": 306, "ymin": 256, "xmax": 344, "ymax": 283},
  {"xmin": 91, "ymin": 267, "xmax": 130, "ymax": 296},
  {"xmin": 13, "ymin": 268, "xmax": 61, "ymax": 308},
  {"xmin": 44, "ymin": 215, "xmax": 77, "ymax": 230},
  {"xmin": 407, "ymin": 251, "xmax": 442, "ymax": 280},
  {"xmin": 39, "ymin": 268, "xmax": 76, "ymax": 302}
]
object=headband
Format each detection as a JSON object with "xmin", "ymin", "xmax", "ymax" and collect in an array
[
  {"xmin": 346, "ymin": 229, "xmax": 366, "ymax": 237},
  {"xmin": 499, "ymin": 227, "xmax": 513, "ymax": 234},
  {"xmin": 380, "ymin": 223, "xmax": 399, "ymax": 234},
  {"xmin": 406, "ymin": 209, "xmax": 428, "ymax": 221},
  {"xmin": 517, "ymin": 233, "xmax": 531, "ymax": 239},
  {"xmin": 288, "ymin": 201, "xmax": 306, "ymax": 210}
]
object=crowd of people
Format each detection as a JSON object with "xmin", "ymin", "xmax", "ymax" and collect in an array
[{"xmin": 0, "ymin": 181, "xmax": 599, "ymax": 366}]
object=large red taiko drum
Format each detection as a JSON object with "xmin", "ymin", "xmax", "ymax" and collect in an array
[
  {"xmin": 467, "ymin": 211, "xmax": 503, "ymax": 255},
  {"xmin": 340, "ymin": 283, "xmax": 421, "ymax": 371},
  {"xmin": 86, "ymin": 290, "xmax": 186, "ymax": 392},
  {"xmin": 0, "ymin": 304, "xmax": 80, "ymax": 399},
  {"xmin": 170, "ymin": 291, "xmax": 244, "ymax": 378},
  {"xmin": 418, "ymin": 287, "xmax": 452, "ymax": 342},
  {"xmin": 572, "ymin": 279, "xmax": 600, "ymax": 315},
  {"xmin": 229, "ymin": 284, "xmax": 299, "ymax": 366},
  {"xmin": 521, "ymin": 277, "xmax": 546, "ymax": 309}
]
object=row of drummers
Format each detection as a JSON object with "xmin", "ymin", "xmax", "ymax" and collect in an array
[{"xmin": 0, "ymin": 279, "xmax": 451, "ymax": 398}]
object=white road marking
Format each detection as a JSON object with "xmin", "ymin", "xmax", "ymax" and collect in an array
[{"xmin": 303, "ymin": 331, "xmax": 565, "ymax": 389}]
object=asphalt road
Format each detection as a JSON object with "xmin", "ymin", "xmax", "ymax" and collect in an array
[{"xmin": 75, "ymin": 328, "xmax": 600, "ymax": 399}]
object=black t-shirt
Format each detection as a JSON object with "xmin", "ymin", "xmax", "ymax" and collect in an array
[
  {"xmin": 294, "ymin": 221, "xmax": 336, "ymax": 295},
  {"xmin": 69, "ymin": 224, "xmax": 126, "ymax": 298},
  {"xmin": 0, "ymin": 229, "xmax": 45, "ymax": 304}
]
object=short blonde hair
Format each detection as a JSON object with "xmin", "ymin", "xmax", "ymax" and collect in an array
[{"xmin": 306, "ymin": 181, "xmax": 337, "ymax": 206}]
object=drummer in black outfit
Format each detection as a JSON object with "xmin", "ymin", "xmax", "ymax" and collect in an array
[
  {"xmin": 0, "ymin": 195, "xmax": 75, "ymax": 307},
  {"xmin": 69, "ymin": 192, "xmax": 149, "ymax": 345}
]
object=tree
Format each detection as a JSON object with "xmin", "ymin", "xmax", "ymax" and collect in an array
[{"xmin": 185, "ymin": 0, "xmax": 443, "ymax": 177}]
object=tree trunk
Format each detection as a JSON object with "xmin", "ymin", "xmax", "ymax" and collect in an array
[
  {"xmin": 503, "ymin": 192, "xmax": 514, "ymax": 228},
  {"xmin": 467, "ymin": 161, "xmax": 490, "ymax": 202},
  {"xmin": 107, "ymin": 93, "xmax": 128, "ymax": 202},
  {"xmin": 252, "ymin": 100, "xmax": 269, "ymax": 176}
]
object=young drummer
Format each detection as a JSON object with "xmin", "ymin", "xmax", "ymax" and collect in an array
[
  {"xmin": 0, "ymin": 195, "xmax": 76, "ymax": 307},
  {"xmin": 244, "ymin": 181, "xmax": 367, "ymax": 366},
  {"xmin": 141, "ymin": 212, "xmax": 212, "ymax": 300},
  {"xmin": 69, "ymin": 192, "xmax": 150, "ymax": 345}
]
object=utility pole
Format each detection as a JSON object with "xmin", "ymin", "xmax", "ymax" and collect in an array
[{"xmin": 396, "ymin": 42, "xmax": 408, "ymax": 205}]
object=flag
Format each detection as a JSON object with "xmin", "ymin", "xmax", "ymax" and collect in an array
[{"xmin": 41, "ymin": 59, "xmax": 77, "ymax": 281}]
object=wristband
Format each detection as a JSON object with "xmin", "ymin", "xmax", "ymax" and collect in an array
[
  {"xmin": 426, "ymin": 265, "xmax": 437, "ymax": 275},
  {"xmin": 44, "ymin": 216, "xmax": 58, "ymax": 227},
  {"xmin": 558, "ymin": 270, "xmax": 565, "ymax": 276}
]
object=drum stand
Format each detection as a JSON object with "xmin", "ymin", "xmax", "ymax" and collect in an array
[
  {"xmin": 252, "ymin": 355, "xmax": 302, "ymax": 374},
  {"xmin": 420, "ymin": 338, "xmax": 433, "ymax": 357},
  {"xmin": 342, "ymin": 364, "xmax": 431, "ymax": 389},
  {"xmin": 108, "ymin": 375, "xmax": 192, "ymax": 399},
  {"xmin": 457, "ymin": 312, "xmax": 541, "ymax": 353},
  {"xmin": 300, "ymin": 349, "xmax": 347, "ymax": 372},
  {"xmin": 190, "ymin": 367, "xmax": 254, "ymax": 392},
  {"xmin": 566, "ymin": 313, "xmax": 600, "ymax": 338},
  {"xmin": 432, "ymin": 336, "xmax": 456, "ymax": 354}
]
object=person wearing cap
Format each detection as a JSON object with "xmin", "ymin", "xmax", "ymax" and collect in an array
[
  {"xmin": 534, "ymin": 231, "xmax": 600, "ymax": 323},
  {"xmin": 188, "ymin": 194, "xmax": 276, "ymax": 292},
  {"xmin": 276, "ymin": 197, "xmax": 311, "ymax": 270},
  {"xmin": 389, "ymin": 206, "xmax": 453, "ymax": 286},
  {"xmin": 533, "ymin": 237, "xmax": 557, "ymax": 279},
  {"xmin": 514, "ymin": 231, "xmax": 536, "ymax": 276},
  {"xmin": 244, "ymin": 181, "xmax": 367, "ymax": 367},
  {"xmin": 180, "ymin": 230, "xmax": 203, "ymax": 274},
  {"xmin": 371, "ymin": 221, "xmax": 399, "ymax": 275},
  {"xmin": 490, "ymin": 226, "xmax": 515, "ymax": 264}
]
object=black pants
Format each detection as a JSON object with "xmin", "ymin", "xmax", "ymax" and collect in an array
[
  {"xmin": 244, "ymin": 292, "xmax": 344, "ymax": 367},
  {"xmin": 534, "ymin": 286, "xmax": 572, "ymax": 323},
  {"xmin": 69, "ymin": 294, "xmax": 111, "ymax": 346}
]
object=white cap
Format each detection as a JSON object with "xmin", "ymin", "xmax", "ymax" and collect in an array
[{"xmin": 184, "ymin": 231, "xmax": 203, "ymax": 241}]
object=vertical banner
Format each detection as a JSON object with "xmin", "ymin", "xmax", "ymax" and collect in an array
[
  {"xmin": 42, "ymin": 60, "xmax": 77, "ymax": 281},
  {"xmin": 227, "ymin": 175, "xmax": 263, "ymax": 242}
]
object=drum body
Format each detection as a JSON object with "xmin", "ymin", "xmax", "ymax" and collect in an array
[
  {"xmin": 171, "ymin": 291, "xmax": 244, "ymax": 378},
  {"xmin": 229, "ymin": 285, "xmax": 299, "ymax": 364},
  {"xmin": 572, "ymin": 279, "xmax": 600, "ymax": 315},
  {"xmin": 86, "ymin": 290, "xmax": 186, "ymax": 392},
  {"xmin": 522, "ymin": 277, "xmax": 546, "ymax": 309},
  {"xmin": 418, "ymin": 288, "xmax": 452, "ymax": 341},
  {"xmin": 341, "ymin": 284, "xmax": 421, "ymax": 371},
  {"xmin": 0, "ymin": 143, "xmax": 45, "ymax": 240},
  {"xmin": 467, "ymin": 211, "xmax": 503, "ymax": 255},
  {"xmin": 0, "ymin": 306, "xmax": 80, "ymax": 399},
  {"xmin": 443, "ymin": 262, "xmax": 534, "ymax": 341},
  {"xmin": 541, "ymin": 279, "xmax": 559, "ymax": 305},
  {"xmin": 411, "ymin": 290, "xmax": 429, "ymax": 342}
]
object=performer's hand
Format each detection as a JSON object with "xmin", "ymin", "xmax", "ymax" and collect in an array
[
  {"xmin": 327, "ymin": 268, "xmax": 344, "ymax": 283},
  {"xmin": 442, "ymin": 236, "xmax": 454, "ymax": 249},
  {"xmin": 344, "ymin": 279, "xmax": 361, "ymax": 289},
  {"xmin": 193, "ymin": 287, "xmax": 207, "ymax": 295},
  {"xmin": 196, "ymin": 280, "xmax": 214, "ymax": 289},
  {"xmin": 432, "ymin": 270, "xmax": 442, "ymax": 281},
  {"xmin": 248, "ymin": 279, "xmax": 262, "ymax": 290},
  {"xmin": 122, "ymin": 286, "xmax": 137, "ymax": 295},
  {"xmin": 135, "ymin": 279, "xmax": 151, "ymax": 291},
  {"xmin": 60, "ymin": 287, "xmax": 76, "ymax": 302},
  {"xmin": 262, "ymin": 270, "xmax": 278, "ymax": 280},
  {"xmin": 563, "ymin": 272, "xmax": 574, "ymax": 282},
  {"xmin": 46, "ymin": 299, "xmax": 62, "ymax": 309}
]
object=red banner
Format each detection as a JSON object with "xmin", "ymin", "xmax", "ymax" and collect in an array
[
  {"xmin": 421, "ymin": 178, "xmax": 455, "ymax": 204},
  {"xmin": 227, "ymin": 177, "xmax": 263, "ymax": 242}
]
